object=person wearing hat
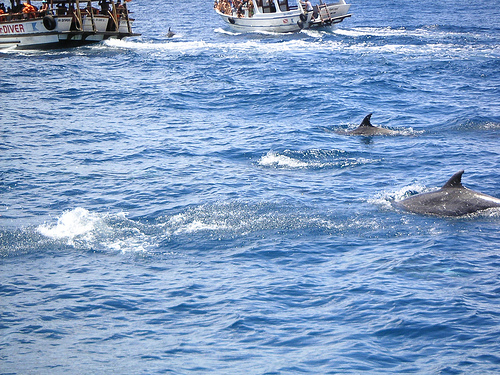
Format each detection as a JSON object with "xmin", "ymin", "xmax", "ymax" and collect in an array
[{"xmin": 40, "ymin": 0, "xmax": 49, "ymax": 15}]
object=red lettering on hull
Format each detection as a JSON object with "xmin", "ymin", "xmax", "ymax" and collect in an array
[{"xmin": 1, "ymin": 23, "xmax": 27, "ymax": 34}]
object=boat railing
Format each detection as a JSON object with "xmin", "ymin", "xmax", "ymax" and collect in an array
[
  {"xmin": 122, "ymin": 1, "xmax": 132, "ymax": 34},
  {"xmin": 312, "ymin": 3, "xmax": 350, "ymax": 24},
  {"xmin": 109, "ymin": 3, "xmax": 119, "ymax": 31},
  {"xmin": 0, "ymin": 10, "xmax": 42, "ymax": 21},
  {"xmin": 314, "ymin": 4, "xmax": 330, "ymax": 23},
  {"xmin": 87, "ymin": 0, "xmax": 97, "ymax": 32}
]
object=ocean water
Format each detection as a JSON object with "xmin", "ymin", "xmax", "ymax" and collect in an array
[{"xmin": 1, "ymin": 0, "xmax": 500, "ymax": 373}]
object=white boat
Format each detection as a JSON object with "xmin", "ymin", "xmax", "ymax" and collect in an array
[
  {"xmin": 0, "ymin": 0, "xmax": 139, "ymax": 50},
  {"xmin": 214, "ymin": 0, "xmax": 351, "ymax": 33}
]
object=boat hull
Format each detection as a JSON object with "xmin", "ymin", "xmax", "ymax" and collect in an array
[{"xmin": 0, "ymin": 15, "xmax": 137, "ymax": 50}]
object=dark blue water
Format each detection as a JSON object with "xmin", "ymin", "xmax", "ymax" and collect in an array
[{"xmin": 1, "ymin": 0, "xmax": 500, "ymax": 373}]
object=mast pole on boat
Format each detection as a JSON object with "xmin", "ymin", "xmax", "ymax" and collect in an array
[
  {"xmin": 109, "ymin": 0, "xmax": 119, "ymax": 31},
  {"xmin": 251, "ymin": 0, "xmax": 259, "ymax": 15},
  {"xmin": 272, "ymin": 0, "xmax": 280, "ymax": 12},
  {"xmin": 74, "ymin": 0, "xmax": 84, "ymax": 31},
  {"xmin": 122, "ymin": 1, "xmax": 132, "ymax": 34},
  {"xmin": 88, "ymin": 0, "xmax": 97, "ymax": 32},
  {"xmin": 252, "ymin": 0, "xmax": 262, "ymax": 13},
  {"xmin": 296, "ymin": 0, "xmax": 305, "ymax": 16}
]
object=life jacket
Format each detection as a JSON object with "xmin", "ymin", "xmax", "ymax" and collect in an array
[{"xmin": 23, "ymin": 3, "xmax": 36, "ymax": 13}]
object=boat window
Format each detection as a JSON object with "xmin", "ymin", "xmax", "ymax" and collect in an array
[
  {"xmin": 255, "ymin": 0, "xmax": 262, "ymax": 13},
  {"xmin": 278, "ymin": 0, "xmax": 289, "ymax": 11},
  {"xmin": 261, "ymin": 0, "xmax": 276, "ymax": 13}
]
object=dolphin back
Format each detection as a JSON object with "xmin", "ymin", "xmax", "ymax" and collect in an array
[{"xmin": 398, "ymin": 170, "xmax": 500, "ymax": 216}]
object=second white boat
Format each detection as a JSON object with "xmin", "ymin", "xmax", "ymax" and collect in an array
[{"xmin": 214, "ymin": 0, "xmax": 351, "ymax": 33}]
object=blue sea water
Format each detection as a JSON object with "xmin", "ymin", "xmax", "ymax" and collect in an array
[{"xmin": 1, "ymin": 0, "xmax": 500, "ymax": 373}]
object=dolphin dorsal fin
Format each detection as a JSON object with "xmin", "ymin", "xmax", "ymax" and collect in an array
[
  {"xmin": 442, "ymin": 170, "xmax": 464, "ymax": 189},
  {"xmin": 360, "ymin": 113, "xmax": 373, "ymax": 127}
]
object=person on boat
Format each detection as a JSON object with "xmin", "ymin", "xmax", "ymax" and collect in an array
[
  {"xmin": 13, "ymin": 0, "xmax": 22, "ymax": 13},
  {"xmin": 301, "ymin": 0, "xmax": 316, "ymax": 21},
  {"xmin": 232, "ymin": 0, "xmax": 240, "ymax": 9},
  {"xmin": 99, "ymin": 0, "xmax": 110, "ymax": 15},
  {"xmin": 116, "ymin": 0, "xmax": 124, "ymax": 12},
  {"xmin": 56, "ymin": 2, "xmax": 67, "ymax": 15},
  {"xmin": 0, "ymin": 4, "xmax": 12, "ymax": 21},
  {"xmin": 303, "ymin": 0, "xmax": 313, "ymax": 12},
  {"xmin": 265, "ymin": 0, "xmax": 276, "ymax": 12},
  {"xmin": 215, "ymin": 0, "xmax": 231, "ymax": 15},
  {"xmin": 39, "ymin": 0, "xmax": 49, "ymax": 15},
  {"xmin": 233, "ymin": 0, "xmax": 245, "ymax": 17},
  {"xmin": 246, "ymin": 0, "xmax": 253, "ymax": 17},
  {"xmin": 22, "ymin": 0, "xmax": 37, "ymax": 19}
]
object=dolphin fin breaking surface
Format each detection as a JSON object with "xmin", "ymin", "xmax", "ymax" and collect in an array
[
  {"xmin": 442, "ymin": 170, "xmax": 464, "ymax": 189},
  {"xmin": 359, "ymin": 113, "xmax": 374, "ymax": 127},
  {"xmin": 346, "ymin": 113, "xmax": 396, "ymax": 136}
]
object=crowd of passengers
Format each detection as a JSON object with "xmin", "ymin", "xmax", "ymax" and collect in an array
[
  {"xmin": 214, "ymin": 0, "xmax": 254, "ymax": 17},
  {"xmin": 215, "ymin": 0, "xmax": 311, "ymax": 17},
  {"xmin": 0, "ymin": 0, "xmax": 126, "ymax": 21}
]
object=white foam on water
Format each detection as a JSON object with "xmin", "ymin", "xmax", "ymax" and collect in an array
[
  {"xmin": 334, "ymin": 26, "xmax": 491, "ymax": 40},
  {"xmin": 165, "ymin": 211, "xmax": 230, "ymax": 236},
  {"xmin": 258, "ymin": 150, "xmax": 379, "ymax": 170},
  {"xmin": 175, "ymin": 220, "xmax": 229, "ymax": 235},
  {"xmin": 104, "ymin": 38, "xmax": 211, "ymax": 52},
  {"xmin": 37, "ymin": 207, "xmax": 98, "ymax": 242},
  {"xmin": 299, "ymin": 28, "xmax": 325, "ymax": 38},
  {"xmin": 258, "ymin": 151, "xmax": 310, "ymax": 169},
  {"xmin": 102, "ymin": 32, "xmax": 497, "ymax": 60},
  {"xmin": 368, "ymin": 184, "xmax": 429, "ymax": 210},
  {"xmin": 214, "ymin": 27, "xmax": 243, "ymax": 36},
  {"xmin": 37, "ymin": 208, "xmax": 151, "ymax": 253}
]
